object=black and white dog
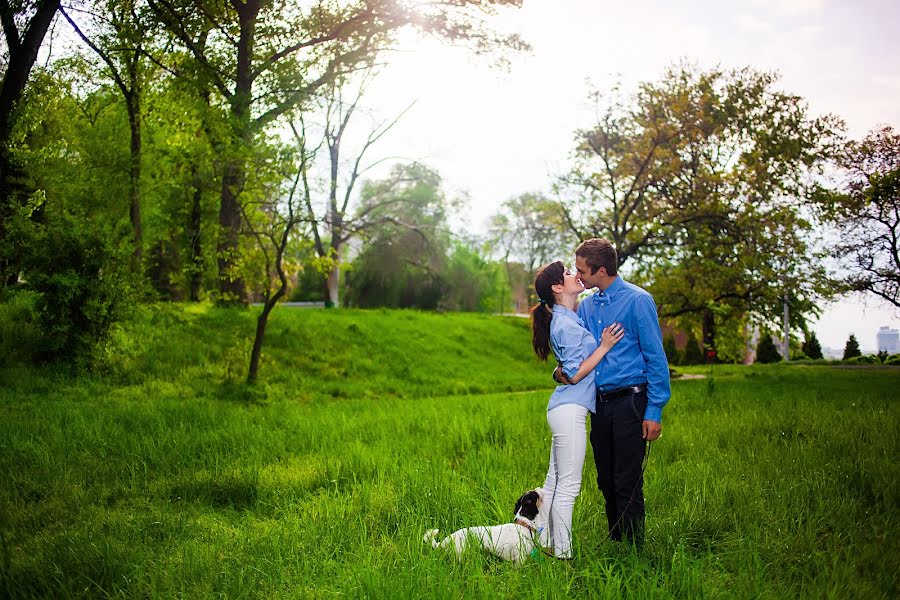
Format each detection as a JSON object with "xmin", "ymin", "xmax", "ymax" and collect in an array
[{"xmin": 423, "ymin": 488, "xmax": 549, "ymax": 564}]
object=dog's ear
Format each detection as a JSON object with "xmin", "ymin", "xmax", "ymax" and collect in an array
[
  {"xmin": 513, "ymin": 492, "xmax": 525, "ymax": 518},
  {"xmin": 515, "ymin": 490, "xmax": 540, "ymax": 520}
]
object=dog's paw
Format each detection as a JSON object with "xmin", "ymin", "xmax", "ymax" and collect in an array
[{"xmin": 423, "ymin": 529, "xmax": 440, "ymax": 544}]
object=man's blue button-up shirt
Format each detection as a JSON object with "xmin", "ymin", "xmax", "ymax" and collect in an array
[{"xmin": 576, "ymin": 277, "xmax": 671, "ymax": 422}]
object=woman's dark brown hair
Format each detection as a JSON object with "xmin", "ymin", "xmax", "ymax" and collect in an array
[{"xmin": 531, "ymin": 261, "xmax": 565, "ymax": 361}]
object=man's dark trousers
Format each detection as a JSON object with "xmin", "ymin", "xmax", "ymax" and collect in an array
[{"xmin": 589, "ymin": 389, "xmax": 648, "ymax": 544}]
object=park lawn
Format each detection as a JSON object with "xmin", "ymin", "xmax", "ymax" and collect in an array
[{"xmin": 1, "ymin": 305, "xmax": 898, "ymax": 598}]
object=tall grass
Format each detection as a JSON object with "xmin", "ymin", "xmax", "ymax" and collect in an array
[{"xmin": 1, "ymin": 305, "xmax": 897, "ymax": 598}]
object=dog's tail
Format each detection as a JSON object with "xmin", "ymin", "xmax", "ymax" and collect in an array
[{"xmin": 423, "ymin": 528, "xmax": 441, "ymax": 548}]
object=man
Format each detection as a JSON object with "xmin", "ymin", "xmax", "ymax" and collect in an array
[{"xmin": 555, "ymin": 238, "xmax": 670, "ymax": 545}]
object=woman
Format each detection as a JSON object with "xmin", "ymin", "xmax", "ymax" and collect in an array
[{"xmin": 531, "ymin": 260, "xmax": 623, "ymax": 559}]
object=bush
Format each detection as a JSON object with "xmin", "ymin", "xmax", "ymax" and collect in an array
[
  {"xmin": 21, "ymin": 211, "xmax": 134, "ymax": 365},
  {"xmin": 0, "ymin": 290, "xmax": 42, "ymax": 366},
  {"xmin": 843, "ymin": 354, "xmax": 879, "ymax": 365},
  {"xmin": 886, "ymin": 354, "xmax": 900, "ymax": 366}
]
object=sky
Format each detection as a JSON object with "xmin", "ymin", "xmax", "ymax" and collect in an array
[{"xmin": 350, "ymin": 0, "xmax": 900, "ymax": 352}]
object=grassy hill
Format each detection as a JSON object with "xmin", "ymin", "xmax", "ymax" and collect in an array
[
  {"xmin": 75, "ymin": 303, "xmax": 554, "ymax": 398},
  {"xmin": 1, "ymin": 305, "xmax": 898, "ymax": 598}
]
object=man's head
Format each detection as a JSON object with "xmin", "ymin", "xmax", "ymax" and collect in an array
[{"xmin": 574, "ymin": 238, "xmax": 618, "ymax": 290}]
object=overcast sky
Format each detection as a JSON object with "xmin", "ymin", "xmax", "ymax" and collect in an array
[{"xmin": 352, "ymin": 0, "xmax": 900, "ymax": 351}]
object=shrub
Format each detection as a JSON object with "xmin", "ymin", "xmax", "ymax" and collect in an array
[
  {"xmin": 886, "ymin": 354, "xmax": 900, "ymax": 366},
  {"xmin": 0, "ymin": 290, "xmax": 41, "ymax": 365},
  {"xmin": 21, "ymin": 211, "xmax": 134, "ymax": 365},
  {"xmin": 843, "ymin": 354, "xmax": 878, "ymax": 365}
]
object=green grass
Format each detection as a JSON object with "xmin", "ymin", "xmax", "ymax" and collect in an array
[{"xmin": 1, "ymin": 305, "xmax": 898, "ymax": 598}]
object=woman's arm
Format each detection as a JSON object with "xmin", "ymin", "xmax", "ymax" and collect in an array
[{"xmin": 567, "ymin": 323, "xmax": 624, "ymax": 384}]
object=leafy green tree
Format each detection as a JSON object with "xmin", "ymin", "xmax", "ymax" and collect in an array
[
  {"xmin": 344, "ymin": 163, "xmax": 452, "ymax": 309},
  {"xmin": 756, "ymin": 333, "xmax": 782, "ymax": 364},
  {"xmin": 148, "ymin": 0, "xmax": 526, "ymax": 303},
  {"xmin": 558, "ymin": 64, "xmax": 842, "ymax": 356},
  {"xmin": 440, "ymin": 239, "xmax": 504, "ymax": 312},
  {"xmin": 842, "ymin": 334, "xmax": 862, "ymax": 361},
  {"xmin": 802, "ymin": 331, "xmax": 824, "ymax": 360},
  {"xmin": 0, "ymin": 0, "xmax": 62, "ymax": 285},
  {"xmin": 60, "ymin": 0, "xmax": 159, "ymax": 268},
  {"xmin": 487, "ymin": 192, "xmax": 574, "ymax": 274}
]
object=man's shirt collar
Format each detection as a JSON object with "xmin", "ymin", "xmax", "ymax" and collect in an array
[{"xmin": 593, "ymin": 276, "xmax": 623, "ymax": 305}]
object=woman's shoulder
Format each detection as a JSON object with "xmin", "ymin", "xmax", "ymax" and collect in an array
[{"xmin": 550, "ymin": 310, "xmax": 584, "ymax": 337}]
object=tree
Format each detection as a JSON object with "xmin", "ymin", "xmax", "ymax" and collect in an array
[
  {"xmin": 242, "ymin": 138, "xmax": 310, "ymax": 383},
  {"xmin": 60, "ymin": 0, "xmax": 157, "ymax": 268},
  {"xmin": 0, "ymin": 0, "xmax": 62, "ymax": 284},
  {"xmin": 440, "ymin": 238, "xmax": 504, "ymax": 312},
  {"xmin": 756, "ymin": 332, "xmax": 781, "ymax": 364},
  {"xmin": 830, "ymin": 126, "xmax": 900, "ymax": 308},
  {"xmin": 487, "ymin": 192, "xmax": 573, "ymax": 275},
  {"xmin": 148, "ymin": 0, "xmax": 526, "ymax": 303},
  {"xmin": 344, "ymin": 163, "xmax": 452, "ymax": 309},
  {"xmin": 802, "ymin": 331, "xmax": 824, "ymax": 360},
  {"xmin": 842, "ymin": 334, "xmax": 861, "ymax": 361},
  {"xmin": 557, "ymin": 65, "xmax": 843, "ymax": 356},
  {"xmin": 291, "ymin": 72, "xmax": 413, "ymax": 308}
]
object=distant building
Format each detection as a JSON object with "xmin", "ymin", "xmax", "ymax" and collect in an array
[{"xmin": 877, "ymin": 326, "xmax": 899, "ymax": 353}]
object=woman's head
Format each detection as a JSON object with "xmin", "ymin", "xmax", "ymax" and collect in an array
[
  {"xmin": 530, "ymin": 260, "xmax": 584, "ymax": 360},
  {"xmin": 534, "ymin": 261, "xmax": 566, "ymax": 307}
]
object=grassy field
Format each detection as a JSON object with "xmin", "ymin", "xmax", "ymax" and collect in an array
[{"xmin": 1, "ymin": 305, "xmax": 898, "ymax": 598}]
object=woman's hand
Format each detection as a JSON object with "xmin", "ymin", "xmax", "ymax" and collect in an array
[{"xmin": 600, "ymin": 322, "xmax": 625, "ymax": 351}]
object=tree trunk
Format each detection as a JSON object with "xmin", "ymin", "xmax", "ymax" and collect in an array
[
  {"xmin": 189, "ymin": 164, "xmax": 203, "ymax": 301},
  {"xmin": 325, "ymin": 243, "xmax": 341, "ymax": 307},
  {"xmin": 216, "ymin": 0, "xmax": 258, "ymax": 305},
  {"xmin": 0, "ymin": 0, "xmax": 61, "ymax": 282},
  {"xmin": 126, "ymin": 86, "xmax": 142, "ymax": 268},
  {"xmin": 218, "ymin": 159, "xmax": 246, "ymax": 303},
  {"xmin": 702, "ymin": 308, "xmax": 716, "ymax": 363},
  {"xmin": 247, "ymin": 300, "xmax": 273, "ymax": 384},
  {"xmin": 782, "ymin": 291, "xmax": 790, "ymax": 361}
]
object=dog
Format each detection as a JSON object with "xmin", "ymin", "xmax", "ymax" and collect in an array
[{"xmin": 423, "ymin": 488, "xmax": 549, "ymax": 564}]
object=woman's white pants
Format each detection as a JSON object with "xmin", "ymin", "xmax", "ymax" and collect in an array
[{"xmin": 542, "ymin": 403, "xmax": 588, "ymax": 558}]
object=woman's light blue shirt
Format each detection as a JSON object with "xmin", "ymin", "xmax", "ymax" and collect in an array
[{"xmin": 547, "ymin": 304, "xmax": 597, "ymax": 413}]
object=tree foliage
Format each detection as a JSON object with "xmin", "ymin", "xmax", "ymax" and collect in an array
[
  {"xmin": 756, "ymin": 332, "xmax": 782, "ymax": 364},
  {"xmin": 829, "ymin": 126, "xmax": 900, "ymax": 308},
  {"xmin": 842, "ymin": 334, "xmax": 861, "ymax": 361},
  {"xmin": 802, "ymin": 331, "xmax": 824, "ymax": 360},
  {"xmin": 559, "ymin": 64, "xmax": 843, "ymax": 356},
  {"xmin": 344, "ymin": 163, "xmax": 453, "ymax": 309}
]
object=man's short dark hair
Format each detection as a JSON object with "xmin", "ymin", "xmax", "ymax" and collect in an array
[{"xmin": 575, "ymin": 238, "xmax": 618, "ymax": 276}]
